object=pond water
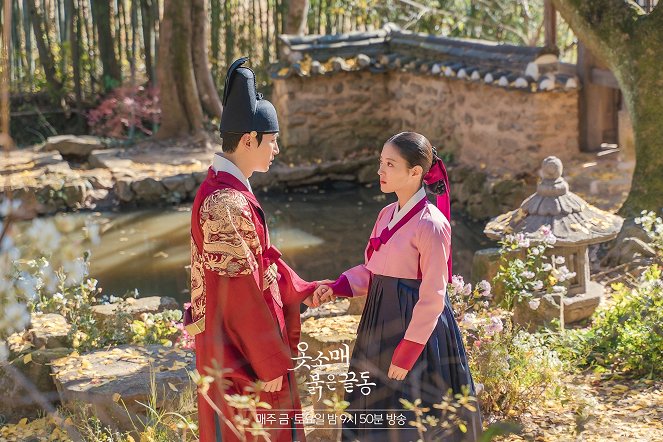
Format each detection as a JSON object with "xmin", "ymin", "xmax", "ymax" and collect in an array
[{"xmin": 41, "ymin": 184, "xmax": 494, "ymax": 305}]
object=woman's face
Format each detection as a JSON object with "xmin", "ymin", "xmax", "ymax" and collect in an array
[{"xmin": 378, "ymin": 142, "xmax": 422, "ymax": 194}]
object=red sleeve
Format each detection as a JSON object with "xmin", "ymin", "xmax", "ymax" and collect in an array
[
  {"xmin": 276, "ymin": 258, "xmax": 317, "ymax": 306},
  {"xmin": 329, "ymin": 274, "xmax": 353, "ymax": 297},
  {"xmin": 215, "ymin": 273, "xmax": 293, "ymax": 382},
  {"xmin": 391, "ymin": 339, "xmax": 425, "ymax": 370},
  {"xmin": 275, "ymin": 258, "xmax": 317, "ymax": 356}
]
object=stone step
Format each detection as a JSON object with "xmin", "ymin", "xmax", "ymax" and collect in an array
[
  {"xmin": 301, "ymin": 298, "xmax": 350, "ymax": 320},
  {"xmin": 91, "ymin": 296, "xmax": 179, "ymax": 321},
  {"xmin": 513, "ymin": 280, "xmax": 604, "ymax": 331},
  {"xmin": 43, "ymin": 135, "xmax": 106, "ymax": 160},
  {"xmin": 0, "ymin": 348, "xmax": 72, "ymax": 423},
  {"xmin": 7, "ymin": 313, "xmax": 71, "ymax": 359},
  {"xmin": 51, "ymin": 344, "xmax": 195, "ymax": 431}
]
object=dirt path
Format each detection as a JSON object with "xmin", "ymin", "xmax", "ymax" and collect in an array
[{"xmin": 501, "ymin": 373, "xmax": 662, "ymax": 442}]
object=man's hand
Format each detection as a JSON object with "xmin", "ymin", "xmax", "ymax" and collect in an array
[
  {"xmin": 387, "ymin": 364, "xmax": 408, "ymax": 381},
  {"xmin": 312, "ymin": 284, "xmax": 335, "ymax": 307},
  {"xmin": 262, "ymin": 375, "xmax": 283, "ymax": 392}
]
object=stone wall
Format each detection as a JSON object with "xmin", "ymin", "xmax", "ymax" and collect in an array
[
  {"xmin": 272, "ymin": 71, "xmax": 580, "ymax": 175},
  {"xmin": 273, "ymin": 71, "xmax": 392, "ymax": 162}
]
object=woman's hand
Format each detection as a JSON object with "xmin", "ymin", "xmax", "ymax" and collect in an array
[
  {"xmin": 387, "ymin": 364, "xmax": 409, "ymax": 381},
  {"xmin": 312, "ymin": 284, "xmax": 336, "ymax": 307}
]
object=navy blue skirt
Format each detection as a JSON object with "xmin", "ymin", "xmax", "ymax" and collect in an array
[{"xmin": 341, "ymin": 275, "xmax": 482, "ymax": 442}]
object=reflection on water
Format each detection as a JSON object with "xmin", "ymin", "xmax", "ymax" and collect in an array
[{"xmin": 32, "ymin": 184, "xmax": 493, "ymax": 305}]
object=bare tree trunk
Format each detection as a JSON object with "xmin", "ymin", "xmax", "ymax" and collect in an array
[
  {"xmin": 22, "ymin": 0, "xmax": 35, "ymax": 90},
  {"xmin": 223, "ymin": 0, "xmax": 233, "ymax": 66},
  {"xmin": 552, "ymin": 0, "xmax": 663, "ymax": 215},
  {"xmin": 156, "ymin": 0, "xmax": 204, "ymax": 138},
  {"xmin": 65, "ymin": 0, "xmax": 82, "ymax": 128},
  {"xmin": 139, "ymin": 0, "xmax": 154, "ymax": 85},
  {"xmin": 2, "ymin": 0, "xmax": 14, "ymax": 139},
  {"xmin": 210, "ymin": 0, "xmax": 220, "ymax": 80},
  {"xmin": 11, "ymin": 0, "xmax": 23, "ymax": 91},
  {"xmin": 91, "ymin": 0, "xmax": 120, "ymax": 90},
  {"xmin": 79, "ymin": 0, "xmax": 96, "ymax": 93},
  {"xmin": 191, "ymin": 0, "xmax": 222, "ymax": 119},
  {"xmin": 25, "ymin": 0, "xmax": 63, "ymax": 94}
]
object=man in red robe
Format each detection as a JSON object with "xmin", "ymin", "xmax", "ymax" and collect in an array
[{"xmin": 184, "ymin": 57, "xmax": 317, "ymax": 442}]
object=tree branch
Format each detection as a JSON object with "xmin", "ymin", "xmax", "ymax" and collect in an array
[{"xmin": 552, "ymin": 0, "xmax": 642, "ymax": 67}]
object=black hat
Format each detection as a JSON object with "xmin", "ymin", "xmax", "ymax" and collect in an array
[{"xmin": 219, "ymin": 57, "xmax": 279, "ymax": 134}]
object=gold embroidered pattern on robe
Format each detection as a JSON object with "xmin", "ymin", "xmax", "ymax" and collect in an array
[
  {"xmin": 200, "ymin": 189, "xmax": 262, "ymax": 277},
  {"xmin": 190, "ymin": 237, "xmax": 206, "ymax": 321}
]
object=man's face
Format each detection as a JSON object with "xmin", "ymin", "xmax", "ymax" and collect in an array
[{"xmin": 252, "ymin": 133, "xmax": 280, "ymax": 173}]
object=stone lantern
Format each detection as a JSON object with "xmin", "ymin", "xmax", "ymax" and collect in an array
[{"xmin": 483, "ymin": 156, "xmax": 623, "ymax": 325}]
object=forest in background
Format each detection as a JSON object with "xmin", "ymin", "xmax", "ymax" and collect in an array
[{"xmin": 1, "ymin": 1, "xmax": 576, "ymax": 142}]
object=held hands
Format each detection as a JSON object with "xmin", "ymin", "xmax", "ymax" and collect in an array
[
  {"xmin": 387, "ymin": 364, "xmax": 409, "ymax": 381},
  {"xmin": 303, "ymin": 280, "xmax": 336, "ymax": 307},
  {"xmin": 312, "ymin": 284, "xmax": 336, "ymax": 307}
]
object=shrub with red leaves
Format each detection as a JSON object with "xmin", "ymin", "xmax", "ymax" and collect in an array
[{"xmin": 87, "ymin": 85, "xmax": 160, "ymax": 138}]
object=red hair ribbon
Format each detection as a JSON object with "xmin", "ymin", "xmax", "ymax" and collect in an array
[{"xmin": 423, "ymin": 156, "xmax": 453, "ymax": 279}]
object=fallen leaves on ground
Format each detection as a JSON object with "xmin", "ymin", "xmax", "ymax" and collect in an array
[
  {"xmin": 0, "ymin": 416, "xmax": 71, "ymax": 441},
  {"xmin": 498, "ymin": 372, "xmax": 663, "ymax": 441}
]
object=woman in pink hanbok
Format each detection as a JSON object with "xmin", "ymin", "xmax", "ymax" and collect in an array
[{"xmin": 315, "ymin": 132, "xmax": 482, "ymax": 441}]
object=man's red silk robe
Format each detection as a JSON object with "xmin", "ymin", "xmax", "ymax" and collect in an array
[{"xmin": 186, "ymin": 168, "xmax": 316, "ymax": 442}]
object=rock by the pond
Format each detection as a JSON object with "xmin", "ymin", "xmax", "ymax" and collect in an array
[
  {"xmin": 62, "ymin": 180, "xmax": 88, "ymax": 207},
  {"xmin": 33, "ymin": 150, "xmax": 66, "ymax": 168},
  {"xmin": 91, "ymin": 296, "xmax": 180, "ymax": 321},
  {"xmin": 43, "ymin": 135, "xmax": 105, "ymax": 159},
  {"xmin": 162, "ymin": 173, "xmax": 197, "ymax": 195},
  {"xmin": 513, "ymin": 281, "xmax": 604, "ymax": 331},
  {"xmin": 272, "ymin": 163, "xmax": 319, "ymax": 183},
  {"xmin": 88, "ymin": 149, "xmax": 134, "ymax": 170},
  {"xmin": 131, "ymin": 177, "xmax": 166, "ymax": 203},
  {"xmin": 302, "ymin": 298, "xmax": 350, "ymax": 320},
  {"xmin": 0, "ymin": 348, "xmax": 72, "ymax": 423},
  {"xmin": 51, "ymin": 345, "xmax": 195, "ymax": 431},
  {"xmin": 357, "ymin": 164, "xmax": 378, "ymax": 184},
  {"xmin": 87, "ymin": 172, "xmax": 114, "ymax": 190},
  {"xmin": 115, "ymin": 178, "xmax": 135, "ymax": 202},
  {"xmin": 24, "ymin": 313, "xmax": 71, "ymax": 348}
]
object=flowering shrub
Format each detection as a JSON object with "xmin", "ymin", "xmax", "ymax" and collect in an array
[
  {"xmin": 450, "ymin": 275, "xmax": 566, "ymax": 418},
  {"xmin": 469, "ymin": 321, "xmax": 565, "ymax": 417},
  {"xmin": 131, "ymin": 310, "xmax": 183, "ymax": 347},
  {"xmin": 448, "ymin": 275, "xmax": 508, "ymax": 347},
  {"xmin": 554, "ymin": 265, "xmax": 663, "ymax": 376},
  {"xmin": 0, "ymin": 200, "xmax": 97, "ymax": 360},
  {"xmin": 494, "ymin": 226, "xmax": 576, "ymax": 311},
  {"xmin": 635, "ymin": 210, "xmax": 663, "ymax": 255},
  {"xmin": 1, "ymin": 198, "xmax": 189, "ymax": 357},
  {"xmin": 87, "ymin": 85, "xmax": 160, "ymax": 138},
  {"xmin": 174, "ymin": 303, "xmax": 196, "ymax": 350},
  {"xmin": 64, "ymin": 290, "xmax": 185, "ymax": 352}
]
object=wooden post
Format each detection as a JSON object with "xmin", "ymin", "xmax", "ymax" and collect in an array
[
  {"xmin": 543, "ymin": 0, "xmax": 557, "ymax": 50},
  {"xmin": 1, "ymin": 0, "xmax": 13, "ymax": 147},
  {"xmin": 577, "ymin": 42, "xmax": 620, "ymax": 152}
]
